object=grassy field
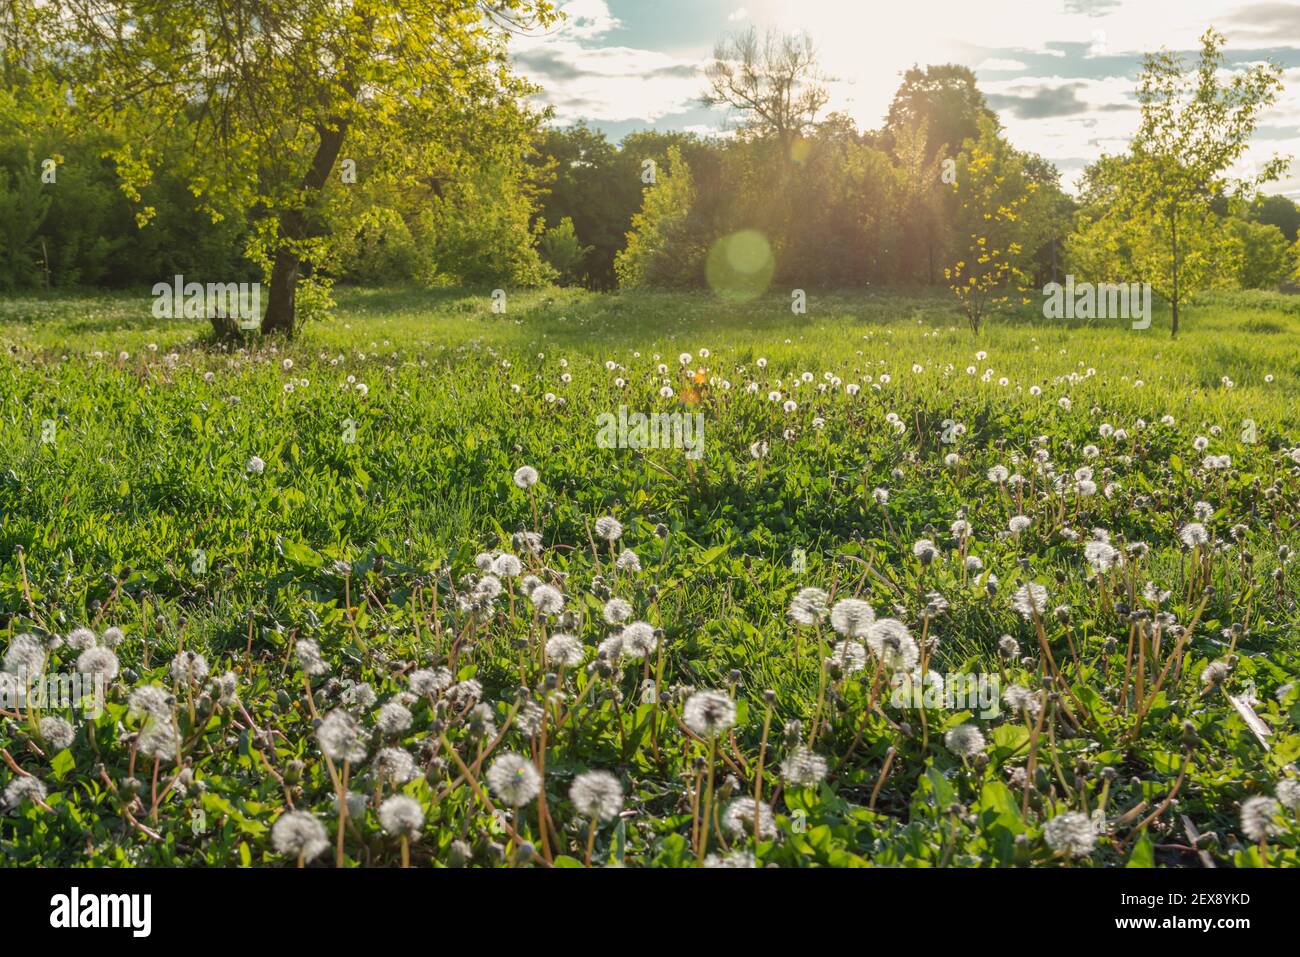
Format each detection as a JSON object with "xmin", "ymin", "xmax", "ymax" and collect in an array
[{"xmin": 1, "ymin": 286, "xmax": 1299, "ymax": 867}]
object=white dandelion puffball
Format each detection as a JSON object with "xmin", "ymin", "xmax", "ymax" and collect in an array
[
  {"xmin": 272, "ymin": 811, "xmax": 330, "ymax": 862},
  {"xmin": 864, "ymin": 619, "xmax": 918, "ymax": 670},
  {"xmin": 722, "ymin": 798, "xmax": 776, "ymax": 839},
  {"xmin": 39, "ymin": 716, "xmax": 75, "ymax": 751},
  {"xmin": 683, "ymin": 690, "xmax": 737, "ymax": 738},
  {"xmin": 788, "ymin": 587, "xmax": 829, "ymax": 626},
  {"xmin": 828, "ymin": 640, "xmax": 868, "ymax": 674},
  {"xmin": 1044, "ymin": 810, "xmax": 1096, "ymax": 857},
  {"xmin": 378, "ymin": 795, "xmax": 426, "ymax": 838},
  {"xmin": 1240, "ymin": 796, "xmax": 1282, "ymax": 842},
  {"xmin": 246, "ymin": 455, "xmax": 265, "ymax": 474},
  {"xmin": 513, "ymin": 465, "xmax": 539, "ymax": 489},
  {"xmin": 1010, "ymin": 583, "xmax": 1049, "ymax": 620},
  {"xmin": 4, "ymin": 634, "xmax": 48, "ymax": 676},
  {"xmin": 829, "ymin": 599, "xmax": 875, "ymax": 638},
  {"xmin": 170, "ymin": 650, "xmax": 209, "ymax": 684},
  {"xmin": 317, "ymin": 709, "xmax": 368, "ymax": 764},
  {"xmin": 570, "ymin": 771, "xmax": 624, "ymax": 821},
  {"xmin": 529, "ymin": 583, "xmax": 564, "ymax": 616},
  {"xmin": 944, "ymin": 723, "xmax": 986, "ymax": 759},
  {"xmin": 781, "ymin": 746, "xmax": 829, "ymax": 787},
  {"xmin": 593, "ymin": 515, "xmax": 623, "ymax": 541},
  {"xmin": 75, "ymin": 646, "xmax": 119, "ymax": 682},
  {"xmin": 487, "ymin": 752, "xmax": 542, "ymax": 806},
  {"xmin": 544, "ymin": 634, "xmax": 585, "ymax": 668},
  {"xmin": 603, "ymin": 597, "xmax": 632, "ymax": 624}
]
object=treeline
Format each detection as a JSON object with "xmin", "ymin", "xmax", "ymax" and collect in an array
[{"xmin": 3, "ymin": 24, "xmax": 1298, "ymax": 305}]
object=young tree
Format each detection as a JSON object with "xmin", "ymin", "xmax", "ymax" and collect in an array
[
  {"xmin": 614, "ymin": 146, "xmax": 697, "ymax": 289},
  {"xmin": 944, "ymin": 118, "xmax": 1037, "ymax": 333},
  {"xmin": 703, "ymin": 28, "xmax": 828, "ymax": 154},
  {"xmin": 538, "ymin": 216, "xmax": 591, "ymax": 286},
  {"xmin": 33, "ymin": 0, "xmax": 556, "ymax": 336},
  {"xmin": 1070, "ymin": 29, "xmax": 1285, "ymax": 336}
]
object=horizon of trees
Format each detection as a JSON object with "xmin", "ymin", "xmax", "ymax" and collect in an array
[{"xmin": 2, "ymin": 12, "xmax": 1298, "ymax": 337}]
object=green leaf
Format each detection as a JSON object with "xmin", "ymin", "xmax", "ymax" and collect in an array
[{"xmin": 1127, "ymin": 832, "xmax": 1155, "ymax": 867}]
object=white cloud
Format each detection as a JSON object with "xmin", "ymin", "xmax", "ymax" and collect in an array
[
  {"xmin": 552, "ymin": 0, "xmax": 621, "ymax": 40},
  {"xmin": 977, "ymin": 58, "xmax": 1028, "ymax": 72},
  {"xmin": 514, "ymin": 0, "xmax": 1300, "ymax": 195},
  {"xmin": 513, "ymin": 39, "xmax": 705, "ymax": 123}
]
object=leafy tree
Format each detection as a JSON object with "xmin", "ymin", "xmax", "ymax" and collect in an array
[
  {"xmin": 1227, "ymin": 218, "xmax": 1292, "ymax": 289},
  {"xmin": 891, "ymin": 116, "xmax": 948, "ymax": 283},
  {"xmin": 33, "ymin": 0, "xmax": 556, "ymax": 336},
  {"xmin": 884, "ymin": 64, "xmax": 997, "ymax": 161},
  {"xmin": 944, "ymin": 118, "xmax": 1036, "ymax": 333},
  {"xmin": 615, "ymin": 146, "xmax": 697, "ymax": 289},
  {"xmin": 1251, "ymin": 193, "xmax": 1300, "ymax": 242},
  {"xmin": 538, "ymin": 216, "xmax": 591, "ymax": 286},
  {"xmin": 1068, "ymin": 29, "xmax": 1285, "ymax": 336},
  {"xmin": 0, "ymin": 163, "xmax": 50, "ymax": 289}
]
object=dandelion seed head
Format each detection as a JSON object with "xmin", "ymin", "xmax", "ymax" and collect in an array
[
  {"xmin": 683, "ymin": 690, "xmax": 736, "ymax": 738},
  {"xmin": 944, "ymin": 723, "xmax": 986, "ymax": 758},
  {"xmin": 829, "ymin": 599, "xmax": 875, "ymax": 638},
  {"xmin": 1241, "ymin": 796, "xmax": 1282, "ymax": 842},
  {"xmin": 272, "ymin": 811, "xmax": 329, "ymax": 862},
  {"xmin": 317, "ymin": 709, "xmax": 367, "ymax": 764},
  {"xmin": 781, "ymin": 746, "xmax": 828, "ymax": 787},
  {"xmin": 487, "ymin": 752, "xmax": 541, "ymax": 806},
  {"xmin": 76, "ymin": 646, "xmax": 119, "ymax": 682},
  {"xmin": 569, "ymin": 770, "xmax": 623, "ymax": 821},
  {"xmin": 1044, "ymin": 810, "xmax": 1096, "ymax": 857},
  {"xmin": 39, "ymin": 716, "xmax": 75, "ymax": 750},
  {"xmin": 378, "ymin": 795, "xmax": 425, "ymax": 838},
  {"xmin": 864, "ymin": 619, "xmax": 918, "ymax": 670},
  {"xmin": 721, "ymin": 798, "xmax": 775, "ymax": 839}
]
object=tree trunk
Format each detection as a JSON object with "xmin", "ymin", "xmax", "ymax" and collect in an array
[
  {"xmin": 1169, "ymin": 211, "xmax": 1180, "ymax": 338},
  {"xmin": 261, "ymin": 121, "xmax": 349, "ymax": 336}
]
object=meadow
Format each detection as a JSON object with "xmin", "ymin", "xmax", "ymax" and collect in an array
[{"xmin": 1, "ymin": 286, "xmax": 1299, "ymax": 867}]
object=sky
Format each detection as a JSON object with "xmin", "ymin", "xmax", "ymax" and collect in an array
[{"xmin": 509, "ymin": 0, "xmax": 1300, "ymax": 197}]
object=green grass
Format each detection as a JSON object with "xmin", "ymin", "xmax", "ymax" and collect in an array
[{"xmin": 1, "ymin": 285, "xmax": 1299, "ymax": 867}]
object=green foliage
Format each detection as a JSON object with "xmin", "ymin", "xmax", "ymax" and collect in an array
[
  {"xmin": 1065, "ymin": 29, "xmax": 1285, "ymax": 335},
  {"xmin": 25, "ymin": 0, "xmax": 558, "ymax": 334},
  {"xmin": 615, "ymin": 147, "xmax": 699, "ymax": 289},
  {"xmin": 1228, "ymin": 218, "xmax": 1293, "ymax": 289},
  {"xmin": 884, "ymin": 63, "xmax": 999, "ymax": 161},
  {"xmin": 0, "ymin": 164, "xmax": 50, "ymax": 289},
  {"xmin": 538, "ymin": 217, "xmax": 592, "ymax": 286},
  {"xmin": 944, "ymin": 117, "xmax": 1039, "ymax": 332},
  {"xmin": 1251, "ymin": 193, "xmax": 1300, "ymax": 243}
]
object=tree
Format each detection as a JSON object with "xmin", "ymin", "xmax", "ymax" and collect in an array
[
  {"xmin": 1227, "ymin": 219, "xmax": 1292, "ymax": 289},
  {"xmin": 1071, "ymin": 29, "xmax": 1285, "ymax": 336},
  {"xmin": 891, "ymin": 116, "xmax": 948, "ymax": 283},
  {"xmin": 34, "ymin": 0, "xmax": 556, "ymax": 336},
  {"xmin": 1251, "ymin": 193, "xmax": 1300, "ymax": 242},
  {"xmin": 884, "ymin": 65, "xmax": 997, "ymax": 161},
  {"xmin": 615, "ymin": 146, "xmax": 697, "ymax": 289},
  {"xmin": 538, "ymin": 216, "xmax": 590, "ymax": 285},
  {"xmin": 703, "ymin": 28, "xmax": 828, "ymax": 153},
  {"xmin": 944, "ymin": 118, "xmax": 1037, "ymax": 334}
]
